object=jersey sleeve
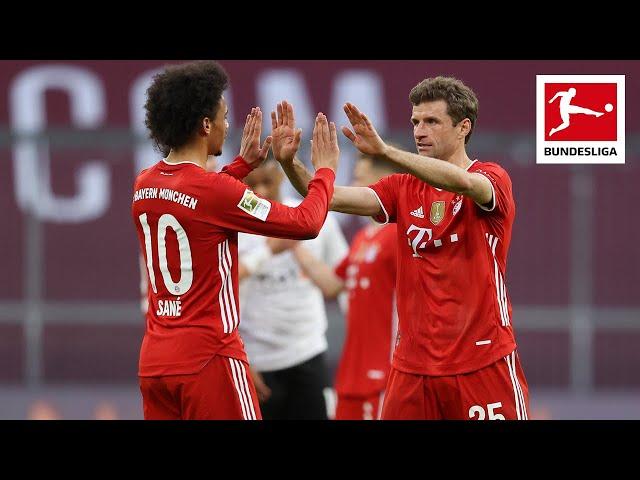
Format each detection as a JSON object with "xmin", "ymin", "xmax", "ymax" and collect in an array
[
  {"xmin": 367, "ymin": 174, "xmax": 402, "ymax": 224},
  {"xmin": 203, "ymin": 168, "xmax": 335, "ymax": 239},
  {"xmin": 471, "ymin": 163, "xmax": 514, "ymax": 217},
  {"xmin": 219, "ymin": 156, "xmax": 254, "ymax": 180}
]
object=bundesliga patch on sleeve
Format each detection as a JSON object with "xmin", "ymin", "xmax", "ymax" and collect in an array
[{"xmin": 237, "ymin": 189, "xmax": 271, "ymax": 221}]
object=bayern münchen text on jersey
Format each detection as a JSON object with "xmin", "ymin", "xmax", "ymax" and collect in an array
[{"xmin": 133, "ymin": 187, "xmax": 199, "ymax": 210}]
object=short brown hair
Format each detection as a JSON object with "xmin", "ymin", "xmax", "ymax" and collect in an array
[{"xmin": 409, "ymin": 76, "xmax": 478, "ymax": 144}]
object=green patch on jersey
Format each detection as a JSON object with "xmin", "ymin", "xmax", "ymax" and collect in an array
[{"xmin": 237, "ymin": 189, "xmax": 271, "ymax": 221}]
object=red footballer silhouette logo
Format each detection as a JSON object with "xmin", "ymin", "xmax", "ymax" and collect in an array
[{"xmin": 544, "ymin": 83, "xmax": 617, "ymax": 141}]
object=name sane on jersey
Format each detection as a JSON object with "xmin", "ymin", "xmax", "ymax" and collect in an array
[{"xmin": 156, "ymin": 299, "xmax": 182, "ymax": 317}]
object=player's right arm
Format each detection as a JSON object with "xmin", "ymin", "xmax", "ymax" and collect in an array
[
  {"xmin": 293, "ymin": 244, "xmax": 345, "ymax": 298},
  {"xmin": 207, "ymin": 114, "xmax": 339, "ymax": 240},
  {"xmin": 278, "ymin": 157, "xmax": 381, "ymax": 216},
  {"xmin": 272, "ymin": 101, "xmax": 383, "ymax": 218}
]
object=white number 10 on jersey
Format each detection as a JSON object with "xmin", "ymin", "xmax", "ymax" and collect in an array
[{"xmin": 138, "ymin": 213, "xmax": 193, "ymax": 295}]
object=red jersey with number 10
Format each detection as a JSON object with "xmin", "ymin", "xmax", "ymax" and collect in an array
[
  {"xmin": 368, "ymin": 160, "xmax": 517, "ymax": 376},
  {"xmin": 132, "ymin": 157, "xmax": 334, "ymax": 377}
]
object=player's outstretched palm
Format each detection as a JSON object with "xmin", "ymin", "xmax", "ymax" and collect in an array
[
  {"xmin": 341, "ymin": 102, "xmax": 386, "ymax": 156},
  {"xmin": 240, "ymin": 107, "xmax": 272, "ymax": 168},
  {"xmin": 271, "ymin": 100, "xmax": 302, "ymax": 164},
  {"xmin": 311, "ymin": 113, "xmax": 339, "ymax": 173}
]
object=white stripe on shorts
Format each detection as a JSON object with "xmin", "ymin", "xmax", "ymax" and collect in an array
[
  {"xmin": 505, "ymin": 353, "xmax": 522, "ymax": 420},
  {"xmin": 229, "ymin": 358, "xmax": 250, "ymax": 420},
  {"xmin": 236, "ymin": 360, "xmax": 257, "ymax": 420},
  {"xmin": 511, "ymin": 351, "xmax": 528, "ymax": 419}
]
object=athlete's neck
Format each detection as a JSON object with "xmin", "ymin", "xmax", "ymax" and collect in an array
[
  {"xmin": 443, "ymin": 147, "xmax": 473, "ymax": 170},
  {"xmin": 165, "ymin": 144, "xmax": 208, "ymax": 169}
]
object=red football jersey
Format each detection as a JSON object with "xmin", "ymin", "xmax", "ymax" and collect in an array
[
  {"xmin": 132, "ymin": 157, "xmax": 334, "ymax": 377},
  {"xmin": 333, "ymin": 223, "xmax": 397, "ymax": 397},
  {"xmin": 369, "ymin": 160, "xmax": 517, "ymax": 376}
]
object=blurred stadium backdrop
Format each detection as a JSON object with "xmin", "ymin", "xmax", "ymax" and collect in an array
[{"xmin": 0, "ymin": 60, "xmax": 638, "ymax": 419}]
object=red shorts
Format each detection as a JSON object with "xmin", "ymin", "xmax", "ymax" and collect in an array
[
  {"xmin": 335, "ymin": 391, "xmax": 386, "ymax": 420},
  {"xmin": 139, "ymin": 355, "xmax": 262, "ymax": 420},
  {"xmin": 381, "ymin": 350, "xmax": 529, "ymax": 420}
]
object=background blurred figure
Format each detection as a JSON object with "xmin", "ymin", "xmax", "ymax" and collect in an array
[
  {"xmin": 27, "ymin": 400, "xmax": 62, "ymax": 420},
  {"xmin": 238, "ymin": 157, "xmax": 348, "ymax": 420},
  {"xmin": 93, "ymin": 401, "xmax": 119, "ymax": 420},
  {"xmin": 293, "ymin": 151, "xmax": 404, "ymax": 420}
]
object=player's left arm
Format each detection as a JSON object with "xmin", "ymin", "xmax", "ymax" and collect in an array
[
  {"xmin": 383, "ymin": 146, "xmax": 494, "ymax": 206},
  {"xmin": 341, "ymin": 102, "xmax": 494, "ymax": 206},
  {"xmin": 220, "ymin": 156, "xmax": 255, "ymax": 180}
]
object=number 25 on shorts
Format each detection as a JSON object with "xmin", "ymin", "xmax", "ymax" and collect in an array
[{"xmin": 468, "ymin": 402, "xmax": 505, "ymax": 420}]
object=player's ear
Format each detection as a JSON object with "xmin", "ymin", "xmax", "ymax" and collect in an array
[
  {"xmin": 201, "ymin": 116, "xmax": 212, "ymax": 136},
  {"xmin": 459, "ymin": 118, "xmax": 471, "ymax": 140}
]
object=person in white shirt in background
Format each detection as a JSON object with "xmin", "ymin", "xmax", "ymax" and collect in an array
[{"xmin": 238, "ymin": 157, "xmax": 348, "ymax": 419}]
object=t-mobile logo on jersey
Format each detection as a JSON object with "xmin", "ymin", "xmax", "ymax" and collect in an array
[
  {"xmin": 406, "ymin": 225, "xmax": 432, "ymax": 258},
  {"xmin": 536, "ymin": 75, "xmax": 625, "ymax": 164},
  {"xmin": 406, "ymin": 224, "xmax": 459, "ymax": 258}
]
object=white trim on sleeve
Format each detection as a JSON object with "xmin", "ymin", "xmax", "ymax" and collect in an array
[
  {"xmin": 472, "ymin": 172, "xmax": 497, "ymax": 212},
  {"xmin": 366, "ymin": 187, "xmax": 390, "ymax": 225}
]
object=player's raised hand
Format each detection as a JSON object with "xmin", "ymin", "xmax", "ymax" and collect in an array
[
  {"xmin": 310, "ymin": 113, "xmax": 339, "ymax": 173},
  {"xmin": 239, "ymin": 107, "xmax": 273, "ymax": 168},
  {"xmin": 341, "ymin": 102, "xmax": 387, "ymax": 156},
  {"xmin": 270, "ymin": 100, "xmax": 302, "ymax": 165}
]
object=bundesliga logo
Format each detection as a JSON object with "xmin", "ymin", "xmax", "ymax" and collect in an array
[{"xmin": 536, "ymin": 75, "xmax": 625, "ymax": 164}]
